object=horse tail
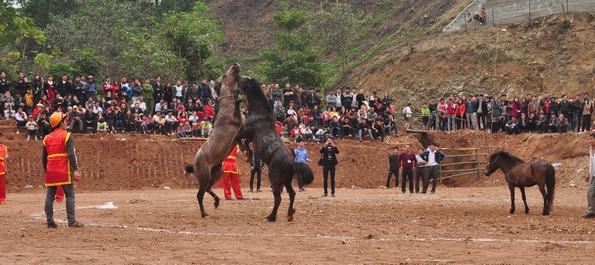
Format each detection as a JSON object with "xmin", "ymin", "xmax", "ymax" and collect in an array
[
  {"xmin": 293, "ymin": 162, "xmax": 314, "ymax": 188},
  {"xmin": 185, "ymin": 163, "xmax": 194, "ymax": 174},
  {"xmin": 545, "ymin": 164, "xmax": 556, "ymax": 213}
]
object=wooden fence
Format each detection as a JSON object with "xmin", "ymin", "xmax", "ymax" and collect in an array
[{"xmin": 438, "ymin": 134, "xmax": 499, "ymax": 183}]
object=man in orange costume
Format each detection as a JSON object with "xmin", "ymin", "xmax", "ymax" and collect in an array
[
  {"xmin": 221, "ymin": 145, "xmax": 244, "ymax": 200},
  {"xmin": 0, "ymin": 132, "xmax": 7, "ymax": 203},
  {"xmin": 43, "ymin": 112, "xmax": 83, "ymax": 228}
]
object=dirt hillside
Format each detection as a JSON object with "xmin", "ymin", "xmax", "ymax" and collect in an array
[
  {"xmin": 341, "ymin": 13, "xmax": 595, "ymax": 109},
  {"xmin": 208, "ymin": 1, "xmax": 594, "ymax": 111}
]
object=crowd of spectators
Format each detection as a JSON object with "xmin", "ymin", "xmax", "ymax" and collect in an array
[
  {"xmin": 1, "ymin": 70, "xmax": 593, "ymax": 142},
  {"xmin": 268, "ymin": 83, "xmax": 400, "ymax": 143},
  {"xmin": 0, "ymin": 71, "xmax": 218, "ymax": 139},
  {"xmin": 420, "ymin": 93, "xmax": 594, "ymax": 135}
]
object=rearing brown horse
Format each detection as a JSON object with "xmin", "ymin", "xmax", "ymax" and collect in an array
[
  {"xmin": 184, "ymin": 64, "xmax": 244, "ymax": 218},
  {"xmin": 484, "ymin": 151, "xmax": 555, "ymax": 216}
]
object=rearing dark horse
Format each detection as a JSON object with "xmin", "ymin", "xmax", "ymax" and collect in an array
[
  {"xmin": 237, "ymin": 76, "xmax": 314, "ymax": 222},
  {"xmin": 484, "ymin": 151, "xmax": 555, "ymax": 216}
]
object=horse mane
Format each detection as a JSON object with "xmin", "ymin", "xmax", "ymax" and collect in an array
[
  {"xmin": 240, "ymin": 77, "xmax": 275, "ymax": 121},
  {"xmin": 491, "ymin": 151, "xmax": 525, "ymax": 164}
]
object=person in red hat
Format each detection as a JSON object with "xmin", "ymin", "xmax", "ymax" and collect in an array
[
  {"xmin": 25, "ymin": 114, "xmax": 38, "ymax": 141},
  {"xmin": 43, "ymin": 111, "xmax": 83, "ymax": 228},
  {"xmin": 0, "ymin": 132, "xmax": 7, "ymax": 203},
  {"xmin": 221, "ymin": 145, "xmax": 244, "ymax": 200}
]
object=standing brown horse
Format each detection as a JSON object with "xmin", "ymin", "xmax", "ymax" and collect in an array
[
  {"xmin": 484, "ymin": 151, "xmax": 555, "ymax": 216},
  {"xmin": 184, "ymin": 64, "xmax": 244, "ymax": 218}
]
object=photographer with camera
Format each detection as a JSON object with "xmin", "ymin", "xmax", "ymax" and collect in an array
[{"xmin": 319, "ymin": 137, "xmax": 339, "ymax": 197}]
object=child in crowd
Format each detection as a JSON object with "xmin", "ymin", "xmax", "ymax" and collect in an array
[
  {"xmin": 134, "ymin": 112, "xmax": 143, "ymax": 133},
  {"xmin": 175, "ymin": 120, "xmax": 187, "ymax": 138},
  {"xmin": 139, "ymin": 115, "xmax": 150, "ymax": 134},
  {"xmin": 25, "ymin": 115, "xmax": 38, "ymax": 140},
  {"xmin": 201, "ymin": 119, "xmax": 212, "ymax": 137},
  {"xmin": 191, "ymin": 120, "xmax": 202, "ymax": 137},
  {"xmin": 96, "ymin": 111, "xmax": 107, "ymax": 133}
]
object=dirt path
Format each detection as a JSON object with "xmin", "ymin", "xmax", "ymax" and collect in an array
[{"xmin": 1, "ymin": 186, "xmax": 593, "ymax": 264}]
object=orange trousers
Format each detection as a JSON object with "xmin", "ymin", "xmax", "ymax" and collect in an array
[
  {"xmin": 0, "ymin": 174, "xmax": 5, "ymax": 203},
  {"xmin": 221, "ymin": 172, "xmax": 243, "ymax": 200}
]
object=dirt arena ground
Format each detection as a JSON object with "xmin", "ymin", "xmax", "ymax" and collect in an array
[
  {"xmin": 1, "ymin": 124, "xmax": 594, "ymax": 264},
  {"xmin": 1, "ymin": 185, "xmax": 594, "ymax": 264}
]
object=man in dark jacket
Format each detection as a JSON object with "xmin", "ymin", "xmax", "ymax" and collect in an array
[
  {"xmin": 319, "ymin": 137, "xmax": 339, "ymax": 197},
  {"xmin": 341, "ymin": 87, "xmax": 354, "ymax": 110},
  {"xmin": 55, "ymin": 74, "xmax": 71, "ymax": 97},
  {"xmin": 198, "ymin": 79, "xmax": 212, "ymax": 106},
  {"xmin": 420, "ymin": 142, "xmax": 446, "ymax": 194},
  {"xmin": 152, "ymin": 76, "xmax": 164, "ymax": 102},
  {"xmin": 83, "ymin": 107, "xmax": 97, "ymax": 133},
  {"xmin": 386, "ymin": 147, "xmax": 400, "ymax": 189},
  {"xmin": 249, "ymin": 142, "xmax": 264, "ymax": 193},
  {"xmin": 0, "ymin": 71, "xmax": 11, "ymax": 95}
]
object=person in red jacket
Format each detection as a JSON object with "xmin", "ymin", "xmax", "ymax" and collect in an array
[
  {"xmin": 102, "ymin": 76, "xmax": 115, "ymax": 101},
  {"xmin": 398, "ymin": 144, "xmax": 417, "ymax": 194},
  {"xmin": 43, "ymin": 112, "xmax": 83, "ymax": 228},
  {"xmin": 0, "ymin": 133, "xmax": 7, "ymax": 203},
  {"xmin": 221, "ymin": 145, "xmax": 244, "ymax": 200}
]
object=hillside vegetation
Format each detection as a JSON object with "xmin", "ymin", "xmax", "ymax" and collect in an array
[
  {"xmin": 3, "ymin": 0, "xmax": 594, "ymax": 108},
  {"xmin": 208, "ymin": 0, "xmax": 595, "ymax": 108}
]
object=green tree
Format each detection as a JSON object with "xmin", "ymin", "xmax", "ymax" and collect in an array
[
  {"xmin": 257, "ymin": 1, "xmax": 326, "ymax": 88},
  {"xmin": 119, "ymin": 32, "xmax": 182, "ymax": 81},
  {"xmin": 44, "ymin": 0, "xmax": 151, "ymax": 75},
  {"xmin": 272, "ymin": 1, "xmax": 308, "ymax": 32},
  {"xmin": 157, "ymin": 2, "xmax": 224, "ymax": 81},
  {"xmin": 1, "ymin": 2, "xmax": 47, "ymax": 74},
  {"xmin": 18, "ymin": 0, "xmax": 80, "ymax": 28},
  {"xmin": 155, "ymin": 0, "xmax": 196, "ymax": 15},
  {"xmin": 309, "ymin": 3, "xmax": 366, "ymax": 73}
]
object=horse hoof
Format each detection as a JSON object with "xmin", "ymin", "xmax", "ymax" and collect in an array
[
  {"xmin": 509, "ymin": 210, "xmax": 515, "ymax": 214},
  {"xmin": 201, "ymin": 213, "xmax": 209, "ymax": 218},
  {"xmin": 266, "ymin": 216, "xmax": 276, "ymax": 222},
  {"xmin": 287, "ymin": 215, "xmax": 294, "ymax": 222},
  {"xmin": 214, "ymin": 199, "xmax": 220, "ymax": 209},
  {"xmin": 542, "ymin": 212, "xmax": 550, "ymax": 216},
  {"xmin": 525, "ymin": 211, "xmax": 529, "ymax": 214}
]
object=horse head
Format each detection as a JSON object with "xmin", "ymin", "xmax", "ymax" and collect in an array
[
  {"xmin": 238, "ymin": 76, "xmax": 257, "ymax": 95},
  {"xmin": 218, "ymin": 63, "xmax": 241, "ymax": 97},
  {"xmin": 484, "ymin": 152, "xmax": 502, "ymax": 176}
]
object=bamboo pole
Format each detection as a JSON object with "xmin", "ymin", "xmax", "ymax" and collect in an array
[
  {"xmin": 475, "ymin": 135, "xmax": 481, "ymax": 180},
  {"xmin": 441, "ymin": 168, "xmax": 481, "ymax": 173},
  {"xmin": 443, "ymin": 153, "xmax": 489, "ymax": 158},
  {"xmin": 441, "ymin": 161, "xmax": 486, "ymax": 166},
  {"xmin": 442, "ymin": 170, "xmax": 479, "ymax": 179}
]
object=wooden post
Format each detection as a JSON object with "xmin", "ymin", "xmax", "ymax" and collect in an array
[
  {"xmin": 492, "ymin": 8, "xmax": 495, "ymax": 27},
  {"xmin": 439, "ymin": 147, "xmax": 443, "ymax": 184},
  {"xmin": 528, "ymin": 2, "xmax": 531, "ymax": 22},
  {"xmin": 475, "ymin": 135, "xmax": 481, "ymax": 180},
  {"xmin": 464, "ymin": 14, "xmax": 467, "ymax": 31}
]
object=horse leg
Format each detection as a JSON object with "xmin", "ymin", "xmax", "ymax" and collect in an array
[
  {"xmin": 210, "ymin": 165, "xmax": 223, "ymax": 209},
  {"xmin": 194, "ymin": 161, "xmax": 212, "ymax": 218},
  {"xmin": 208, "ymin": 190, "xmax": 220, "ymax": 209},
  {"xmin": 508, "ymin": 183, "xmax": 516, "ymax": 214},
  {"xmin": 266, "ymin": 176, "xmax": 282, "ymax": 222},
  {"xmin": 285, "ymin": 178, "xmax": 296, "ymax": 221},
  {"xmin": 538, "ymin": 184, "xmax": 549, "ymax": 216},
  {"xmin": 519, "ymin": 187, "xmax": 529, "ymax": 214}
]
